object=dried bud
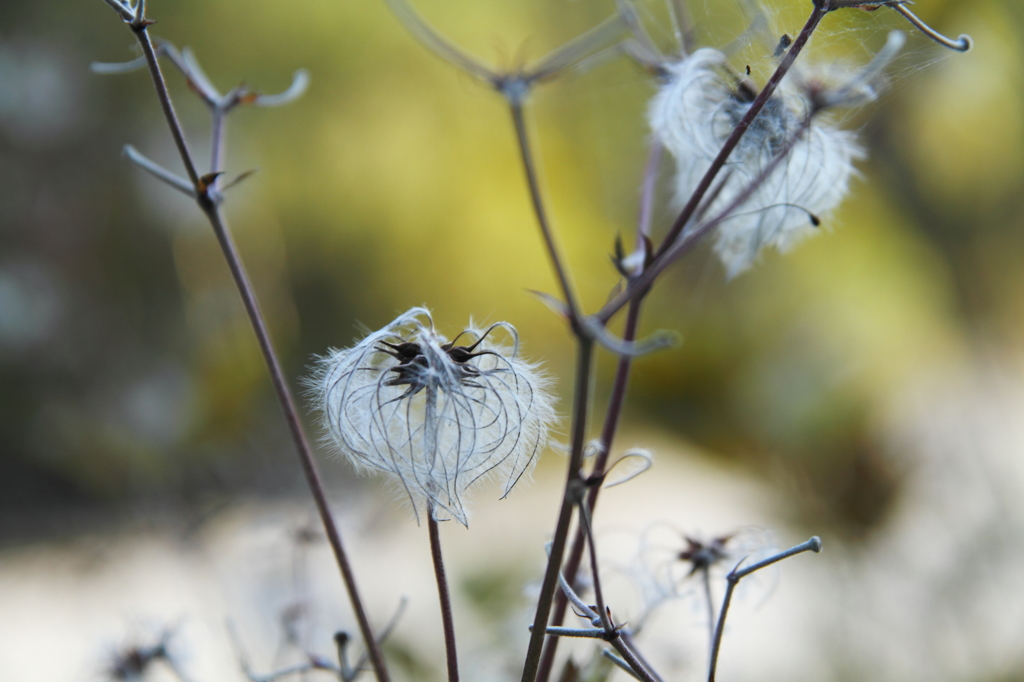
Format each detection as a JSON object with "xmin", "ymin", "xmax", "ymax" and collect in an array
[{"xmin": 311, "ymin": 308, "xmax": 557, "ymax": 526}]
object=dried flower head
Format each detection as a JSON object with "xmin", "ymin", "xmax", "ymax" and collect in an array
[
  {"xmin": 678, "ymin": 533, "xmax": 734, "ymax": 576},
  {"xmin": 312, "ymin": 308, "xmax": 556, "ymax": 526},
  {"xmin": 649, "ymin": 47, "xmax": 867, "ymax": 277}
]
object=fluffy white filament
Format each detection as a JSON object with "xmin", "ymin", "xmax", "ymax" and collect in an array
[
  {"xmin": 312, "ymin": 308, "xmax": 556, "ymax": 526},
  {"xmin": 649, "ymin": 48, "xmax": 864, "ymax": 278}
]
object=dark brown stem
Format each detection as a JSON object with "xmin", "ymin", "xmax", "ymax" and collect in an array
[
  {"xmin": 534, "ymin": 299, "xmax": 643, "ymax": 682},
  {"xmin": 576, "ymin": 496, "xmax": 611, "ymax": 633},
  {"xmin": 127, "ymin": 21, "xmax": 391, "ymax": 682},
  {"xmin": 574, "ymin": 496, "xmax": 663, "ymax": 682},
  {"xmin": 428, "ymin": 514, "xmax": 459, "ymax": 682},
  {"xmin": 521, "ymin": 338, "xmax": 594, "ymax": 682},
  {"xmin": 200, "ymin": 206, "xmax": 390, "ymax": 682},
  {"xmin": 133, "ymin": 23, "xmax": 201, "ymax": 188},
  {"xmin": 509, "ymin": 101, "xmax": 582, "ymax": 324},
  {"xmin": 534, "ymin": 140, "xmax": 659, "ymax": 682}
]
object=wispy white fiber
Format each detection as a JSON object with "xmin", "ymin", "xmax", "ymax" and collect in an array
[
  {"xmin": 312, "ymin": 308, "xmax": 557, "ymax": 526},
  {"xmin": 649, "ymin": 47, "xmax": 865, "ymax": 278}
]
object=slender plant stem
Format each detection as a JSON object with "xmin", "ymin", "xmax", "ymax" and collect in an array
[
  {"xmin": 608, "ymin": 638, "xmax": 660, "ymax": 682},
  {"xmin": 579, "ymin": 498, "xmax": 662, "ymax": 682},
  {"xmin": 508, "ymin": 83, "xmax": 600, "ymax": 682},
  {"xmin": 210, "ymin": 107, "xmax": 227, "ymax": 183},
  {"xmin": 620, "ymin": 632, "xmax": 664, "ymax": 682},
  {"xmin": 534, "ymin": 301, "xmax": 642, "ymax": 682},
  {"xmin": 424, "ymin": 389, "xmax": 457, "ymax": 682},
  {"xmin": 133, "ymin": 23, "xmax": 201, "ymax": 188},
  {"xmin": 127, "ymin": 21, "xmax": 390, "ymax": 682},
  {"xmin": 521, "ymin": 338, "xmax": 594, "ymax": 682},
  {"xmin": 575, "ymin": 497, "xmax": 665, "ymax": 682},
  {"xmin": 576, "ymin": 497, "xmax": 612, "ymax": 632},
  {"xmin": 509, "ymin": 101, "xmax": 582, "ymax": 324},
  {"xmin": 637, "ymin": 141, "xmax": 663, "ymax": 242},
  {"xmin": 701, "ymin": 567, "xmax": 715, "ymax": 657},
  {"xmin": 890, "ymin": 3, "xmax": 971, "ymax": 51},
  {"xmin": 603, "ymin": 650, "xmax": 642, "ymax": 680},
  {"xmin": 428, "ymin": 513, "xmax": 460, "ymax": 682},
  {"xmin": 707, "ymin": 537, "xmax": 822, "ymax": 682},
  {"xmin": 534, "ymin": 140, "xmax": 659, "ymax": 682},
  {"xmin": 123, "ymin": 144, "xmax": 195, "ymax": 196},
  {"xmin": 201, "ymin": 205, "xmax": 390, "ymax": 682}
]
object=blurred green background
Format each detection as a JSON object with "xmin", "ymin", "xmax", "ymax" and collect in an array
[{"xmin": 1, "ymin": 0, "xmax": 1022, "ymax": 546}]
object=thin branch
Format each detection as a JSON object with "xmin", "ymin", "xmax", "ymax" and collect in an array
[
  {"xmin": 550, "ymin": 564, "xmax": 661, "ymax": 682},
  {"xmin": 429, "ymin": 513, "xmax": 460, "ymax": 682},
  {"xmin": 521, "ymin": 339, "xmax": 594, "ymax": 682},
  {"xmin": 159, "ymin": 43, "xmax": 219, "ymax": 105},
  {"xmin": 209, "ymin": 109, "xmax": 227, "ymax": 184},
  {"xmin": 619, "ymin": 632, "xmax": 664, "ymax": 682},
  {"xmin": 707, "ymin": 537, "xmax": 822, "ymax": 682},
  {"xmin": 577, "ymin": 496, "xmax": 664, "ymax": 682},
  {"xmin": 101, "ymin": 0, "xmax": 133, "ymax": 21},
  {"xmin": 90, "ymin": 53, "xmax": 149, "ymax": 74},
  {"xmin": 509, "ymin": 102, "xmax": 582, "ymax": 325},
  {"xmin": 244, "ymin": 660, "xmax": 340, "ymax": 682},
  {"xmin": 537, "ymin": 627, "xmax": 607, "ymax": 639},
  {"xmin": 111, "ymin": 12, "xmax": 391, "ymax": 682},
  {"xmin": 667, "ymin": 0, "xmax": 695, "ymax": 55},
  {"xmin": 582, "ymin": 317, "xmax": 676, "ymax": 357},
  {"xmin": 347, "ymin": 597, "xmax": 408, "ymax": 681},
  {"xmin": 200, "ymin": 203, "xmax": 391, "ymax": 682},
  {"xmin": 608, "ymin": 638, "xmax": 660, "ymax": 682},
  {"xmin": 131, "ymin": 23, "xmax": 202, "ymax": 188},
  {"xmin": 576, "ymin": 495, "xmax": 612, "ymax": 633},
  {"xmin": 525, "ymin": 14, "xmax": 626, "ymax": 83},
  {"xmin": 133, "ymin": 0, "xmax": 146, "ymax": 24},
  {"xmin": 535, "ymin": 138, "xmax": 658, "ymax": 682},
  {"xmin": 556, "ymin": 558, "xmax": 601, "ymax": 624},
  {"xmin": 638, "ymin": 141, "xmax": 662, "ymax": 242},
  {"xmin": 889, "ymin": 3, "xmax": 971, "ymax": 51},
  {"xmin": 381, "ymin": 0, "xmax": 499, "ymax": 81},
  {"xmin": 616, "ymin": 0, "xmax": 665, "ymax": 66},
  {"xmin": 122, "ymin": 144, "xmax": 196, "ymax": 197},
  {"xmin": 701, "ymin": 567, "xmax": 715, "ymax": 659},
  {"xmin": 254, "ymin": 69, "xmax": 311, "ymax": 107},
  {"xmin": 180, "ymin": 46, "xmax": 222, "ymax": 101},
  {"xmin": 602, "ymin": 650, "xmax": 642, "ymax": 681}
]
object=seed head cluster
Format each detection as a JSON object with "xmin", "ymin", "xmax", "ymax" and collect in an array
[
  {"xmin": 649, "ymin": 47, "xmax": 864, "ymax": 278},
  {"xmin": 311, "ymin": 308, "xmax": 556, "ymax": 526}
]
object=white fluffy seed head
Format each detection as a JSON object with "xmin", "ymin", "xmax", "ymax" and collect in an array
[
  {"xmin": 649, "ymin": 48, "xmax": 864, "ymax": 278},
  {"xmin": 311, "ymin": 307, "xmax": 557, "ymax": 527}
]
